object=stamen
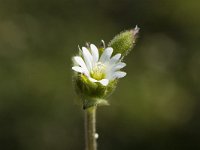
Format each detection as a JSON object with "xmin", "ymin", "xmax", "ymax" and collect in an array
[{"xmin": 90, "ymin": 62, "xmax": 106, "ymax": 80}]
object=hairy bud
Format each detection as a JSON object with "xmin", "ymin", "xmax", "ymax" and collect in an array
[{"xmin": 108, "ymin": 26, "xmax": 139, "ymax": 57}]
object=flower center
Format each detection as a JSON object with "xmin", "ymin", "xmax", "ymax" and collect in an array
[{"xmin": 90, "ymin": 62, "xmax": 106, "ymax": 80}]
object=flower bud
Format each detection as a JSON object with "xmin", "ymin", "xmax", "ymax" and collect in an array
[{"xmin": 108, "ymin": 26, "xmax": 139, "ymax": 57}]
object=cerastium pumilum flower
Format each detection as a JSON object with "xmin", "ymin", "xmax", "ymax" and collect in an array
[{"xmin": 72, "ymin": 26, "xmax": 139, "ymax": 150}]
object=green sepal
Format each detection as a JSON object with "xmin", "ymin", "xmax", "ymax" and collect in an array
[
  {"xmin": 73, "ymin": 73, "xmax": 118, "ymax": 109},
  {"xmin": 108, "ymin": 26, "xmax": 139, "ymax": 57}
]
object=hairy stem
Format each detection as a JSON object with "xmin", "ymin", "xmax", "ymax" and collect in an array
[{"xmin": 85, "ymin": 107, "xmax": 97, "ymax": 150}]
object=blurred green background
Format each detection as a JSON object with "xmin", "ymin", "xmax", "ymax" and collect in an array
[{"xmin": 0, "ymin": 0, "xmax": 200, "ymax": 149}]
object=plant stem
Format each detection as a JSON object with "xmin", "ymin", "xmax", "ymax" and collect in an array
[{"xmin": 85, "ymin": 106, "xmax": 97, "ymax": 150}]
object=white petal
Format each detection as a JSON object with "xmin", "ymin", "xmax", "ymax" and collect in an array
[
  {"xmin": 73, "ymin": 56, "xmax": 89, "ymax": 76},
  {"xmin": 110, "ymin": 53, "xmax": 121, "ymax": 64},
  {"xmin": 89, "ymin": 77, "xmax": 109, "ymax": 86},
  {"xmin": 113, "ymin": 71, "xmax": 127, "ymax": 79},
  {"xmin": 90, "ymin": 44, "xmax": 99, "ymax": 63},
  {"xmin": 72, "ymin": 66, "xmax": 84, "ymax": 73},
  {"xmin": 89, "ymin": 77, "xmax": 97, "ymax": 83},
  {"xmin": 100, "ymin": 47, "xmax": 113, "ymax": 63},
  {"xmin": 98, "ymin": 79, "xmax": 109, "ymax": 86},
  {"xmin": 105, "ymin": 71, "xmax": 113, "ymax": 80},
  {"xmin": 82, "ymin": 47, "xmax": 93, "ymax": 70},
  {"xmin": 113, "ymin": 62, "xmax": 126, "ymax": 70}
]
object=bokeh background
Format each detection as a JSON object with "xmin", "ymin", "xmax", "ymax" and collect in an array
[{"xmin": 0, "ymin": 0, "xmax": 200, "ymax": 149}]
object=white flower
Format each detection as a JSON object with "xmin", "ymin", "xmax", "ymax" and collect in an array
[{"xmin": 72, "ymin": 43, "xmax": 126, "ymax": 86}]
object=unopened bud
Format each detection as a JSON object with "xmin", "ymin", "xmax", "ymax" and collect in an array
[{"xmin": 108, "ymin": 26, "xmax": 139, "ymax": 57}]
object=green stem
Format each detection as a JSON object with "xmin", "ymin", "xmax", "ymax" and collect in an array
[{"xmin": 85, "ymin": 107, "xmax": 97, "ymax": 150}]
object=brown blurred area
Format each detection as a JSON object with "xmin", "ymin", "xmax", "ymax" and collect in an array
[{"xmin": 0, "ymin": 0, "xmax": 200, "ymax": 149}]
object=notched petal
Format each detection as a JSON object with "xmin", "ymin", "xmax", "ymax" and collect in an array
[
  {"xmin": 72, "ymin": 66, "xmax": 84, "ymax": 73},
  {"xmin": 90, "ymin": 44, "xmax": 99, "ymax": 63},
  {"xmin": 113, "ymin": 71, "xmax": 127, "ymax": 79},
  {"xmin": 100, "ymin": 47, "xmax": 113, "ymax": 62},
  {"xmin": 82, "ymin": 47, "xmax": 93, "ymax": 70}
]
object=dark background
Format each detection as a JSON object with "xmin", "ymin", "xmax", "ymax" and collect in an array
[{"xmin": 0, "ymin": 0, "xmax": 200, "ymax": 149}]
